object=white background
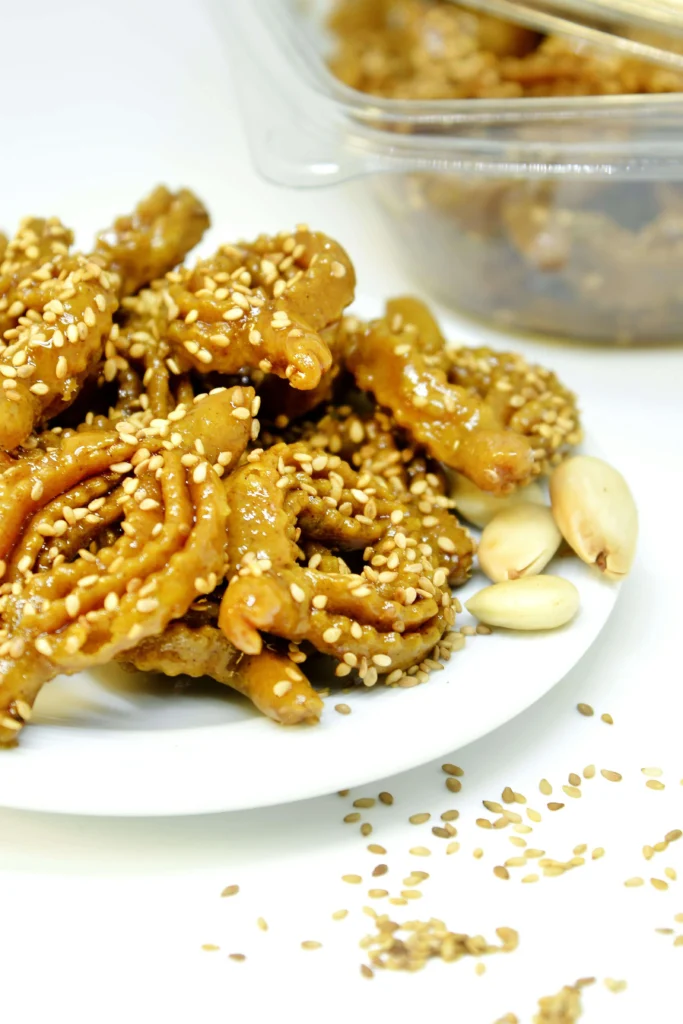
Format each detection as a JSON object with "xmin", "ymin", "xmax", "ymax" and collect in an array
[{"xmin": 1, "ymin": 1, "xmax": 682, "ymax": 1021}]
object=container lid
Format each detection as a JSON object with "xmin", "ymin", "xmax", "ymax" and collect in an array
[{"xmin": 453, "ymin": 0, "xmax": 683, "ymax": 70}]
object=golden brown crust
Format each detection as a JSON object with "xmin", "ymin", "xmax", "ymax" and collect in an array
[
  {"xmin": 0, "ymin": 386, "xmax": 255, "ymax": 745},
  {"xmin": 446, "ymin": 346, "xmax": 582, "ymax": 475},
  {"xmin": 121, "ymin": 623, "xmax": 323, "ymax": 725},
  {"xmin": 93, "ymin": 185, "xmax": 210, "ymax": 297},
  {"xmin": 219, "ymin": 441, "xmax": 461, "ymax": 682},
  {"xmin": 0, "ymin": 187, "xmax": 210, "ymax": 451},
  {"xmin": 160, "ymin": 228, "xmax": 355, "ymax": 389},
  {"xmin": 0, "ymin": 220, "xmax": 119, "ymax": 450},
  {"xmin": 343, "ymin": 313, "xmax": 536, "ymax": 494}
]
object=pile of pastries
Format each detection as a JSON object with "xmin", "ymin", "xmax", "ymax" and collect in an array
[{"xmin": 0, "ymin": 186, "xmax": 580, "ymax": 745}]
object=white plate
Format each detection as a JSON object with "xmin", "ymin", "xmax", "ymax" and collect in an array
[{"xmin": 0, "ymin": 300, "xmax": 620, "ymax": 817}]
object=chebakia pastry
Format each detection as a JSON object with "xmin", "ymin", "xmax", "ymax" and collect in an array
[{"xmin": 0, "ymin": 186, "xmax": 581, "ymax": 746}]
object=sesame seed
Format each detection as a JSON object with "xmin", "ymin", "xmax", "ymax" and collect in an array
[
  {"xmin": 290, "ymin": 583, "xmax": 306, "ymax": 603},
  {"xmin": 342, "ymin": 875, "xmax": 362, "ymax": 885},
  {"xmin": 600, "ymin": 769, "xmax": 622, "ymax": 782},
  {"xmin": 335, "ymin": 703, "xmax": 351, "ymax": 715},
  {"xmin": 577, "ymin": 703, "xmax": 594, "ymax": 716},
  {"xmin": 221, "ymin": 885, "xmax": 239, "ymax": 897}
]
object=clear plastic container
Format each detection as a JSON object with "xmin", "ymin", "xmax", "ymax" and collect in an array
[{"xmin": 216, "ymin": 0, "xmax": 683, "ymax": 344}]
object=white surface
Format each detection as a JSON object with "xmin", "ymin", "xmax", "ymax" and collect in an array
[
  {"xmin": 0, "ymin": 543, "xmax": 618, "ymax": 815},
  {"xmin": 0, "ymin": 1, "xmax": 682, "ymax": 1022}
]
